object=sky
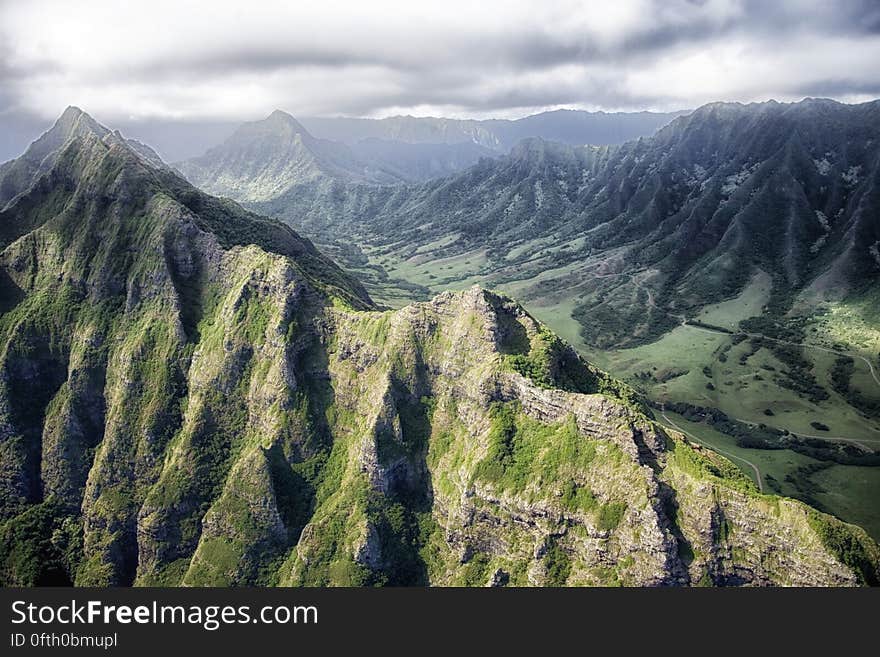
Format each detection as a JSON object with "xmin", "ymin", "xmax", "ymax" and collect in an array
[{"xmin": 2, "ymin": 0, "xmax": 880, "ymax": 159}]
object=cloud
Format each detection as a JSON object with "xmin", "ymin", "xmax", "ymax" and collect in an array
[{"xmin": 0, "ymin": 0, "xmax": 879, "ymax": 121}]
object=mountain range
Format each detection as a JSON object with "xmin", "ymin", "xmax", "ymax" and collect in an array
[
  {"xmin": 299, "ymin": 109, "xmax": 687, "ymax": 150},
  {"xmin": 174, "ymin": 107, "xmax": 688, "ymax": 197},
  {"xmin": 0, "ymin": 107, "xmax": 683, "ymax": 166},
  {"xmin": 176, "ymin": 98, "xmax": 880, "ymax": 540},
  {"xmin": 240, "ymin": 99, "xmax": 880, "ymax": 338},
  {"xmin": 176, "ymin": 110, "xmax": 498, "ymax": 194},
  {"xmin": 1, "ymin": 107, "xmax": 876, "ymax": 586}
]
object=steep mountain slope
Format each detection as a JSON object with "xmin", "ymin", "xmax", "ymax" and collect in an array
[
  {"xmin": 1, "ymin": 109, "xmax": 877, "ymax": 587},
  {"xmin": 300, "ymin": 109, "xmax": 685, "ymax": 150},
  {"xmin": 0, "ymin": 106, "xmax": 109, "ymax": 208},
  {"xmin": 0, "ymin": 106, "xmax": 168, "ymax": 209}
]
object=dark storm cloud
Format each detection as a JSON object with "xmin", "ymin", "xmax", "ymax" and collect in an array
[
  {"xmin": 102, "ymin": 1, "xmax": 879, "ymax": 82},
  {"xmin": 111, "ymin": 48, "xmax": 418, "ymax": 81},
  {"xmin": 0, "ymin": 0, "xmax": 878, "ymax": 126},
  {"xmin": 742, "ymin": 0, "xmax": 880, "ymax": 35}
]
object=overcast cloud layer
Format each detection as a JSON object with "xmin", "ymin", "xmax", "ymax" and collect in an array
[{"xmin": 1, "ymin": 0, "xmax": 879, "ymax": 126}]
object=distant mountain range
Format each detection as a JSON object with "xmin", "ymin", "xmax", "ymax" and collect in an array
[
  {"xmin": 175, "ymin": 110, "xmax": 498, "ymax": 195},
  {"xmin": 300, "ymin": 109, "xmax": 687, "ymax": 150},
  {"xmin": 0, "ymin": 107, "xmax": 684, "ymax": 173},
  {"xmin": 175, "ymin": 107, "xmax": 685, "ymax": 197}
]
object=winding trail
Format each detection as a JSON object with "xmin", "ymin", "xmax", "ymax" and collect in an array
[{"xmin": 659, "ymin": 410, "xmax": 764, "ymax": 493}]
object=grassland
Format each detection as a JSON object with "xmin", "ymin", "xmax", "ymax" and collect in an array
[
  {"xmin": 584, "ymin": 275, "xmax": 879, "ymax": 436},
  {"xmin": 324, "ymin": 242, "xmax": 880, "ymax": 540},
  {"xmin": 810, "ymin": 465, "xmax": 880, "ymax": 542},
  {"xmin": 659, "ymin": 410, "xmax": 817, "ymax": 490},
  {"xmin": 694, "ymin": 270, "xmax": 772, "ymax": 329}
]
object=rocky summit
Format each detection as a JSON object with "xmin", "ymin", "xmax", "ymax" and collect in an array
[{"xmin": 0, "ymin": 109, "xmax": 878, "ymax": 587}]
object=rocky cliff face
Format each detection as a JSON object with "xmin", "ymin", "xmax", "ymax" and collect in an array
[{"xmin": 0, "ymin": 109, "xmax": 878, "ymax": 586}]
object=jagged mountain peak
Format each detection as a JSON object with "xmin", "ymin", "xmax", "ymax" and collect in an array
[
  {"xmin": 23, "ymin": 106, "xmax": 109, "ymax": 160},
  {"xmin": 0, "ymin": 107, "xmax": 108, "ymax": 207},
  {"xmin": 266, "ymin": 108, "xmax": 305, "ymax": 125},
  {"xmin": 177, "ymin": 110, "xmax": 405, "ymax": 201},
  {"xmin": 0, "ymin": 107, "xmax": 175, "ymax": 208},
  {"xmin": 53, "ymin": 105, "xmax": 108, "ymax": 138}
]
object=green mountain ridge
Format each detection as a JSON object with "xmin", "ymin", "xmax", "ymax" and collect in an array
[
  {"xmin": 180, "ymin": 97, "xmax": 880, "ymax": 540},
  {"xmin": 0, "ymin": 108, "xmax": 878, "ymax": 587}
]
